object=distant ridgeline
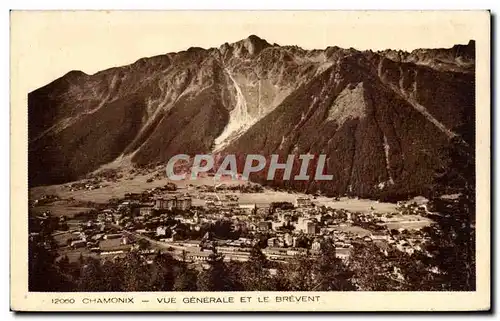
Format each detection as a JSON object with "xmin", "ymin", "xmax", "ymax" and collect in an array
[{"xmin": 28, "ymin": 36, "xmax": 475, "ymax": 200}]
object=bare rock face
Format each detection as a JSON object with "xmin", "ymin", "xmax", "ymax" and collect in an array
[{"xmin": 28, "ymin": 36, "xmax": 475, "ymax": 199}]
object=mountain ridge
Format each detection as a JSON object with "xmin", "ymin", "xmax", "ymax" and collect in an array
[{"xmin": 28, "ymin": 35, "xmax": 475, "ymax": 199}]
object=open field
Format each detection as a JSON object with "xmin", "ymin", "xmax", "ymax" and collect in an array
[
  {"xmin": 30, "ymin": 204, "xmax": 95, "ymax": 217},
  {"xmin": 198, "ymin": 191, "xmax": 399, "ymax": 214},
  {"xmin": 314, "ymin": 197, "xmax": 399, "ymax": 213},
  {"xmin": 30, "ymin": 173, "xmax": 248, "ymax": 204},
  {"xmin": 31, "ymin": 171, "xmax": 400, "ymax": 215},
  {"xmin": 57, "ymin": 248, "xmax": 99, "ymax": 263},
  {"xmin": 236, "ymin": 192, "xmax": 399, "ymax": 214},
  {"xmin": 30, "ymin": 174, "xmax": 174, "ymax": 203},
  {"xmin": 331, "ymin": 225, "xmax": 372, "ymax": 237},
  {"xmin": 53, "ymin": 231, "xmax": 80, "ymax": 247},
  {"xmin": 381, "ymin": 220, "xmax": 433, "ymax": 230},
  {"xmin": 99, "ymin": 238, "xmax": 131, "ymax": 252}
]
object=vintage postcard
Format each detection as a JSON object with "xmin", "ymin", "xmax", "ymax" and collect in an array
[{"xmin": 10, "ymin": 10, "xmax": 490, "ymax": 311}]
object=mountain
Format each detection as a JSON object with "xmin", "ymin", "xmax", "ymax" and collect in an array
[{"xmin": 28, "ymin": 35, "xmax": 475, "ymax": 199}]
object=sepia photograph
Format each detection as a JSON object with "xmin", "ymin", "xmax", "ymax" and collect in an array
[{"xmin": 10, "ymin": 10, "xmax": 491, "ymax": 311}]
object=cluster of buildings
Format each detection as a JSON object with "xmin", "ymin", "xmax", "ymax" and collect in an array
[
  {"xmin": 154, "ymin": 196, "xmax": 193, "ymax": 211},
  {"xmin": 33, "ymin": 185, "xmax": 434, "ymax": 266},
  {"xmin": 65, "ymin": 179, "xmax": 108, "ymax": 191}
]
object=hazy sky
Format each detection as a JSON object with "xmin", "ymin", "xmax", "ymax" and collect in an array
[{"xmin": 11, "ymin": 11, "xmax": 484, "ymax": 91}]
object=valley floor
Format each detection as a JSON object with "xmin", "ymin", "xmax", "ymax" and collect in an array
[{"xmin": 30, "ymin": 167, "xmax": 400, "ymax": 214}]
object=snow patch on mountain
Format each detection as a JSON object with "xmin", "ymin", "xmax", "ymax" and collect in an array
[
  {"xmin": 213, "ymin": 69, "xmax": 255, "ymax": 152},
  {"xmin": 383, "ymin": 135, "xmax": 395, "ymax": 186}
]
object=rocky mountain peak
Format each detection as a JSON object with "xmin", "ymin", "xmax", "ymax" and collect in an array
[{"xmin": 227, "ymin": 34, "xmax": 272, "ymax": 57}]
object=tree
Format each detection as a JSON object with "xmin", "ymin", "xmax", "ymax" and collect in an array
[
  {"xmin": 196, "ymin": 247, "xmax": 235, "ymax": 291},
  {"xmin": 269, "ymin": 265, "xmax": 293, "ymax": 290},
  {"xmin": 101, "ymin": 260, "xmax": 125, "ymax": 291},
  {"xmin": 28, "ymin": 218, "xmax": 74, "ymax": 292},
  {"xmin": 286, "ymin": 252, "xmax": 315, "ymax": 291},
  {"xmin": 121, "ymin": 252, "xmax": 152, "ymax": 291},
  {"xmin": 57, "ymin": 255, "xmax": 70, "ymax": 272},
  {"xmin": 77, "ymin": 257, "xmax": 107, "ymax": 291},
  {"xmin": 240, "ymin": 245, "xmax": 273, "ymax": 291},
  {"xmin": 421, "ymin": 198, "xmax": 476, "ymax": 290},
  {"xmin": 28, "ymin": 240, "xmax": 74, "ymax": 291},
  {"xmin": 348, "ymin": 242, "xmax": 405, "ymax": 291},
  {"xmin": 395, "ymin": 250, "xmax": 441, "ymax": 291},
  {"xmin": 294, "ymin": 235, "xmax": 310, "ymax": 249},
  {"xmin": 137, "ymin": 238, "xmax": 151, "ymax": 250},
  {"xmin": 312, "ymin": 239, "xmax": 355, "ymax": 291},
  {"xmin": 422, "ymin": 136, "xmax": 476, "ymax": 290},
  {"xmin": 149, "ymin": 252, "xmax": 176, "ymax": 291},
  {"xmin": 78, "ymin": 253, "xmax": 85, "ymax": 266},
  {"xmin": 173, "ymin": 263, "xmax": 198, "ymax": 291}
]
